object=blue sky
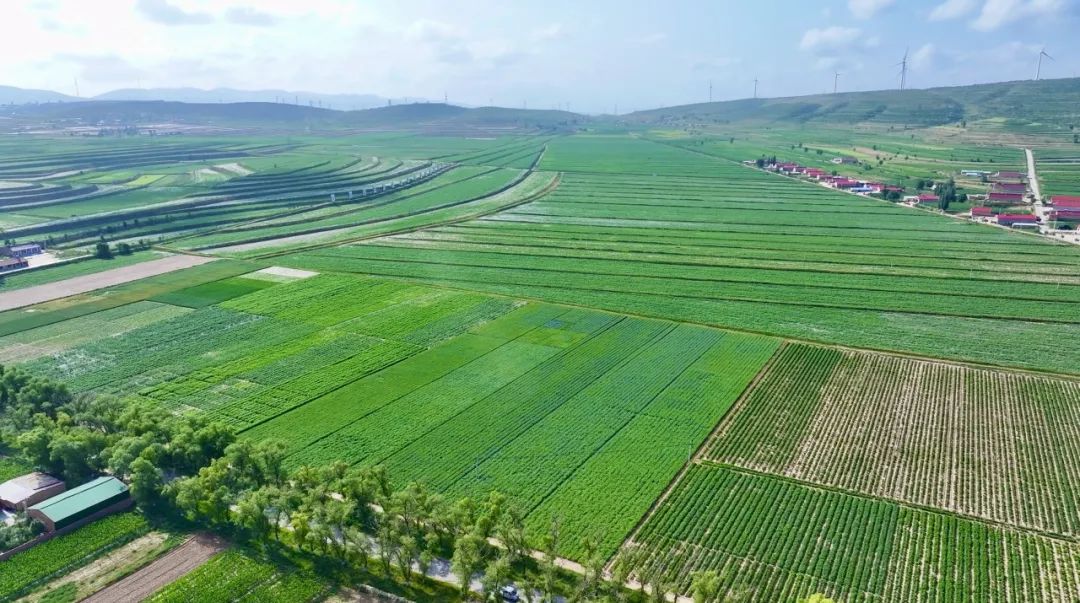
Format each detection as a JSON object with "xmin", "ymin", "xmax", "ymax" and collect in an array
[{"xmin": 3, "ymin": 0, "xmax": 1078, "ymax": 113}]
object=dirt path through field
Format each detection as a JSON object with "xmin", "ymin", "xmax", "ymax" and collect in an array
[
  {"xmin": 0, "ymin": 254, "xmax": 215, "ymax": 312},
  {"xmin": 81, "ymin": 532, "xmax": 226, "ymax": 603}
]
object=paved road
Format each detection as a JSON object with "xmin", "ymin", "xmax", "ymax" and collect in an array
[{"xmin": 1025, "ymin": 148, "xmax": 1042, "ymax": 202}]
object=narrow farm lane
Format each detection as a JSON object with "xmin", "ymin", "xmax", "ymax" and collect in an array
[
  {"xmin": 0, "ymin": 254, "xmax": 215, "ymax": 312},
  {"xmin": 1025, "ymin": 147, "xmax": 1042, "ymax": 202}
]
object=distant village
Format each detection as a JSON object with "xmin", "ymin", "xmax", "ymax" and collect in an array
[{"xmin": 749, "ymin": 157, "xmax": 1080, "ymax": 233}]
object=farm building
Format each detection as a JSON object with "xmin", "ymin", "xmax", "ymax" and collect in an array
[
  {"xmin": 1050, "ymin": 209, "xmax": 1080, "ymax": 223},
  {"xmin": 996, "ymin": 213, "xmax": 1039, "ymax": 227},
  {"xmin": 961, "ymin": 169, "xmax": 990, "ymax": 177},
  {"xmin": 7, "ymin": 243, "xmax": 43, "ymax": 258},
  {"xmin": 0, "ymin": 257, "xmax": 29, "ymax": 273},
  {"xmin": 27, "ymin": 476, "xmax": 131, "ymax": 532},
  {"xmin": 831, "ymin": 156, "xmax": 858, "ymax": 165},
  {"xmin": 988, "ymin": 192, "xmax": 1024, "ymax": 204},
  {"xmin": 1050, "ymin": 195, "xmax": 1080, "ymax": 208},
  {"xmin": 917, "ymin": 193, "xmax": 940, "ymax": 205},
  {"xmin": 971, "ymin": 206, "xmax": 993, "ymax": 218},
  {"xmin": 0, "ymin": 473, "xmax": 65, "ymax": 512}
]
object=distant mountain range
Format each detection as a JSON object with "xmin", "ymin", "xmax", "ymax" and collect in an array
[
  {"xmin": 0, "ymin": 85, "xmax": 419, "ymax": 109},
  {"xmin": 3, "ymin": 77, "xmax": 1080, "ymax": 130}
]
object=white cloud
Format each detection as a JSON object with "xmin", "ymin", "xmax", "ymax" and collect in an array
[
  {"xmin": 135, "ymin": 0, "xmax": 213, "ymax": 26},
  {"xmin": 929, "ymin": 0, "xmax": 978, "ymax": 20},
  {"xmin": 971, "ymin": 0, "xmax": 1066, "ymax": 31},
  {"xmin": 848, "ymin": 0, "xmax": 895, "ymax": 19},
  {"xmin": 911, "ymin": 43, "xmax": 937, "ymax": 69},
  {"xmin": 800, "ymin": 26, "xmax": 862, "ymax": 53},
  {"xmin": 531, "ymin": 23, "xmax": 564, "ymax": 42}
]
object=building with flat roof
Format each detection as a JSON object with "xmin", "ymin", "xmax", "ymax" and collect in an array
[
  {"xmin": 0, "ymin": 257, "xmax": 29, "ymax": 273},
  {"xmin": 8, "ymin": 243, "xmax": 42, "ymax": 258},
  {"xmin": 0, "ymin": 473, "xmax": 65, "ymax": 512},
  {"xmin": 28, "ymin": 476, "xmax": 130, "ymax": 532}
]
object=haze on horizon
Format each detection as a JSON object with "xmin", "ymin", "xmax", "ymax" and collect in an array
[{"xmin": 4, "ymin": 0, "xmax": 1079, "ymax": 114}]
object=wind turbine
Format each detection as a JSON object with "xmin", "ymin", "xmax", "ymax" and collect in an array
[
  {"xmin": 833, "ymin": 72, "xmax": 841, "ymax": 94},
  {"xmin": 896, "ymin": 48, "xmax": 909, "ymax": 91},
  {"xmin": 1036, "ymin": 48, "xmax": 1054, "ymax": 81},
  {"xmin": 753, "ymin": 77, "xmax": 759, "ymax": 99}
]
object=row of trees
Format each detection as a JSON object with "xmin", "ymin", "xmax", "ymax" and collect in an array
[{"xmin": 0, "ymin": 366, "xmax": 591, "ymax": 600}]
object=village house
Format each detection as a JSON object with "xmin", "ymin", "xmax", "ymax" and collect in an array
[{"xmin": 0, "ymin": 473, "xmax": 65, "ymax": 512}]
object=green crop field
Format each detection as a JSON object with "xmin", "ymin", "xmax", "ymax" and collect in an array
[
  {"xmin": 627, "ymin": 464, "xmax": 1080, "ymax": 602},
  {"xmin": 146, "ymin": 549, "xmax": 326, "ymax": 603},
  {"xmin": 0, "ymin": 513, "xmax": 149, "ymax": 601},
  {"xmin": 4, "ymin": 110, "xmax": 1080, "ymax": 602}
]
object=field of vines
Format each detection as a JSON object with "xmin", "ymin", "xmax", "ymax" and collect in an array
[
  {"xmin": 705, "ymin": 343, "xmax": 1080, "ymax": 537},
  {"xmin": 628, "ymin": 464, "xmax": 1080, "ymax": 602},
  {"xmin": 626, "ymin": 469, "xmax": 1080, "ymax": 603},
  {"xmin": 273, "ymin": 152, "xmax": 1080, "ymax": 373}
]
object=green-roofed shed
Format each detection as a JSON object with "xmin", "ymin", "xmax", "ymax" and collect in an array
[{"xmin": 28, "ymin": 476, "xmax": 130, "ymax": 532}]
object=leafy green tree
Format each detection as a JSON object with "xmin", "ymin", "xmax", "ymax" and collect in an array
[
  {"xmin": 94, "ymin": 242, "xmax": 113, "ymax": 259},
  {"xmin": 451, "ymin": 532, "xmax": 485, "ymax": 596},
  {"xmin": 690, "ymin": 570, "xmax": 721, "ymax": 603}
]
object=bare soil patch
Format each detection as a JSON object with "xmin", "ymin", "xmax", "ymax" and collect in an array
[
  {"xmin": 80, "ymin": 532, "xmax": 226, "ymax": 603},
  {"xmin": 0, "ymin": 254, "xmax": 214, "ymax": 312}
]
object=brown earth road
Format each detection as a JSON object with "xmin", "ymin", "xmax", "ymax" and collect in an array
[
  {"xmin": 0, "ymin": 254, "xmax": 215, "ymax": 312},
  {"xmin": 80, "ymin": 532, "xmax": 226, "ymax": 603}
]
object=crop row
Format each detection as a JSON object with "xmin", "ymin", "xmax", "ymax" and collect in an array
[
  {"xmin": 282, "ymin": 245, "xmax": 1080, "ymax": 375},
  {"xmin": 147, "ymin": 549, "xmax": 277, "ymax": 603},
  {"xmin": 628, "ymin": 464, "xmax": 1080, "ymax": 602},
  {"xmin": 0, "ymin": 513, "xmax": 149, "ymax": 600},
  {"xmin": 706, "ymin": 344, "xmax": 1080, "ymax": 537}
]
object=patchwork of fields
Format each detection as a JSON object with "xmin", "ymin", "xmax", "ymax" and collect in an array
[
  {"xmin": 6, "ymin": 130, "xmax": 1080, "ymax": 602},
  {"xmin": 4, "ymin": 268, "xmax": 777, "ymax": 561},
  {"xmin": 277, "ymin": 156, "xmax": 1080, "ymax": 374}
]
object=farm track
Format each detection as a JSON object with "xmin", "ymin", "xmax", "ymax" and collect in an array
[{"xmin": 0, "ymin": 254, "xmax": 216, "ymax": 312}]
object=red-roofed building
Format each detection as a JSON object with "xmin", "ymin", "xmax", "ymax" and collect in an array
[
  {"xmin": 988, "ymin": 192, "xmax": 1024, "ymax": 204},
  {"xmin": 1050, "ymin": 209, "xmax": 1080, "ymax": 222},
  {"xmin": 971, "ymin": 206, "xmax": 993, "ymax": 217},
  {"xmin": 997, "ymin": 213, "xmax": 1038, "ymax": 226},
  {"xmin": 1050, "ymin": 195, "xmax": 1080, "ymax": 208},
  {"xmin": 917, "ymin": 193, "xmax": 939, "ymax": 204}
]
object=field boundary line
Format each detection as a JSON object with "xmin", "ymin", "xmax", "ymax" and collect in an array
[{"xmin": 606, "ymin": 340, "xmax": 787, "ymax": 574}]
